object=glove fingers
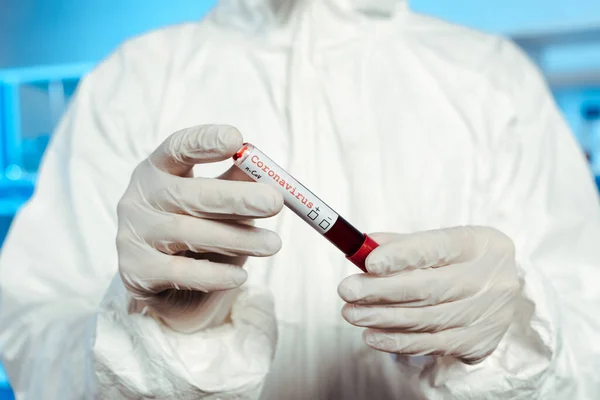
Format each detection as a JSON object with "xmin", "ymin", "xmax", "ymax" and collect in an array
[
  {"xmin": 363, "ymin": 326, "xmax": 498, "ymax": 364},
  {"xmin": 151, "ymin": 176, "xmax": 283, "ymax": 219},
  {"xmin": 366, "ymin": 232, "xmax": 408, "ymax": 245},
  {"xmin": 341, "ymin": 295, "xmax": 489, "ymax": 331},
  {"xmin": 133, "ymin": 252, "xmax": 249, "ymax": 294},
  {"xmin": 365, "ymin": 227, "xmax": 480, "ymax": 276},
  {"xmin": 218, "ymin": 164, "xmax": 255, "ymax": 182},
  {"xmin": 148, "ymin": 214, "xmax": 282, "ymax": 257},
  {"xmin": 149, "ymin": 124, "xmax": 242, "ymax": 177},
  {"xmin": 338, "ymin": 263, "xmax": 477, "ymax": 305}
]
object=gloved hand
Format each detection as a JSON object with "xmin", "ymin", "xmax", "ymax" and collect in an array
[
  {"xmin": 116, "ymin": 124, "xmax": 283, "ymax": 333},
  {"xmin": 338, "ymin": 226, "xmax": 521, "ymax": 364}
]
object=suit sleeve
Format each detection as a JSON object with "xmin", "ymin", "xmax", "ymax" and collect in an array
[
  {"xmin": 404, "ymin": 39, "xmax": 600, "ymax": 399},
  {"xmin": 0, "ymin": 32, "xmax": 277, "ymax": 400}
]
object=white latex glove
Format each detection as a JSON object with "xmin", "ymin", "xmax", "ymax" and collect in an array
[
  {"xmin": 338, "ymin": 226, "xmax": 521, "ymax": 364},
  {"xmin": 116, "ymin": 124, "xmax": 283, "ymax": 333}
]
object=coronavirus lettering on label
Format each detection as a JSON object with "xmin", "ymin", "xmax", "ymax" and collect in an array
[
  {"xmin": 250, "ymin": 155, "xmax": 314, "ymax": 209},
  {"xmin": 236, "ymin": 146, "xmax": 339, "ymax": 234}
]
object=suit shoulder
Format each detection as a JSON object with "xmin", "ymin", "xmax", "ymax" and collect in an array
[
  {"xmin": 400, "ymin": 13, "xmax": 526, "ymax": 73},
  {"xmin": 116, "ymin": 22, "xmax": 202, "ymax": 63}
]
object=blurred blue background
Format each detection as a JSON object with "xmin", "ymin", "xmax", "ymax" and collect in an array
[{"xmin": 0, "ymin": 1, "xmax": 599, "ymax": 398}]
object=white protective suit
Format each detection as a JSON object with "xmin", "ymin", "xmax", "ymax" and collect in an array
[{"xmin": 1, "ymin": 0, "xmax": 600, "ymax": 398}]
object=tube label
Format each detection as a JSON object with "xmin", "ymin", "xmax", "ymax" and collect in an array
[{"xmin": 235, "ymin": 146, "xmax": 339, "ymax": 234}]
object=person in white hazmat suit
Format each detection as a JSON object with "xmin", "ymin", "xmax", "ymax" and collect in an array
[{"xmin": 1, "ymin": 0, "xmax": 600, "ymax": 398}]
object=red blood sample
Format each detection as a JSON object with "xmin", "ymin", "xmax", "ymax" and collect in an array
[{"xmin": 233, "ymin": 143, "xmax": 378, "ymax": 271}]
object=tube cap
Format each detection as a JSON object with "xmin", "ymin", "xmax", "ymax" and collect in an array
[{"xmin": 346, "ymin": 234, "xmax": 379, "ymax": 272}]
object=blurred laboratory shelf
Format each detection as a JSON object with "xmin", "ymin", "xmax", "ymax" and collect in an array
[
  {"xmin": 512, "ymin": 23, "xmax": 600, "ymax": 48},
  {"xmin": 511, "ymin": 24, "xmax": 600, "ymax": 88},
  {"xmin": 0, "ymin": 62, "xmax": 94, "ymax": 84},
  {"xmin": 0, "ymin": 176, "xmax": 35, "ymax": 216},
  {"xmin": 0, "ymin": 63, "xmax": 92, "ymax": 176},
  {"xmin": 0, "ymin": 363, "xmax": 13, "ymax": 400},
  {"xmin": 0, "ymin": 175, "xmax": 34, "ymax": 248},
  {"xmin": 0, "ymin": 390, "xmax": 14, "ymax": 400},
  {"xmin": 546, "ymin": 69, "xmax": 600, "ymax": 88}
]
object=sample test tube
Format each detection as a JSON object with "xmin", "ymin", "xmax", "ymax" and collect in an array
[{"xmin": 233, "ymin": 143, "xmax": 378, "ymax": 272}]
